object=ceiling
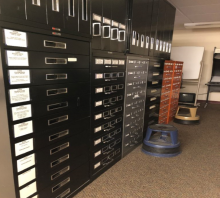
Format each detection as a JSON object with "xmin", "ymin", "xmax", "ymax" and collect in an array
[{"xmin": 167, "ymin": 0, "xmax": 220, "ymax": 29}]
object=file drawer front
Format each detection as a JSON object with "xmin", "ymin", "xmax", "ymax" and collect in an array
[
  {"xmin": 93, "ymin": 58, "xmax": 126, "ymax": 71},
  {"xmin": 147, "ymin": 79, "xmax": 162, "ymax": 88},
  {"xmin": 149, "ymin": 61, "xmax": 163, "ymax": 70},
  {"xmin": 7, "ymin": 69, "xmax": 89, "ymax": 86},
  {"xmin": 146, "ymin": 88, "xmax": 161, "ymax": 97},
  {"xmin": 148, "ymin": 70, "xmax": 163, "ymax": 81},
  {"xmin": 4, "ymin": 51, "xmax": 89, "ymax": 69}
]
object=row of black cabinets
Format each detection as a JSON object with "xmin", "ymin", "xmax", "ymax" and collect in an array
[
  {"xmin": 0, "ymin": 0, "xmax": 90, "ymax": 36},
  {"xmin": 91, "ymin": 0, "xmax": 176, "ymax": 59}
]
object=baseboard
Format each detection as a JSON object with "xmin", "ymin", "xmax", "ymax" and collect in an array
[{"xmin": 197, "ymin": 100, "xmax": 220, "ymax": 104}]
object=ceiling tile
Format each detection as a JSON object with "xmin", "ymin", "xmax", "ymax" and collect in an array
[{"xmin": 188, "ymin": 13, "xmax": 220, "ymax": 22}]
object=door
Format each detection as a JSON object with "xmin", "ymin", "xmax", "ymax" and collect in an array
[
  {"xmin": 63, "ymin": 0, "xmax": 79, "ymax": 35},
  {"xmin": 79, "ymin": 0, "xmax": 91, "ymax": 36},
  {"xmin": 26, "ymin": 0, "xmax": 47, "ymax": 24}
]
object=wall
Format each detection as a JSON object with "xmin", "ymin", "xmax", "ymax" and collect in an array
[{"xmin": 172, "ymin": 28, "xmax": 220, "ymax": 102}]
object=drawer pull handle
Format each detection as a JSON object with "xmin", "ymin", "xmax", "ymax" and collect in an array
[
  {"xmin": 56, "ymin": 188, "xmax": 70, "ymax": 198},
  {"xmin": 50, "ymin": 142, "xmax": 69, "ymax": 155},
  {"xmin": 119, "ymin": 30, "xmax": 126, "ymax": 42},
  {"xmin": 46, "ymin": 74, "xmax": 67, "ymax": 80},
  {"xmin": 150, "ymin": 105, "xmax": 156, "ymax": 110},
  {"xmin": 104, "ymin": 126, "xmax": 115, "ymax": 132},
  {"xmin": 93, "ymin": 23, "xmax": 101, "ymax": 36},
  {"xmin": 45, "ymin": 58, "xmax": 67, "ymax": 64},
  {"xmin": 49, "ymin": 130, "xmax": 69, "ymax": 141},
  {"xmin": 52, "ymin": 177, "xmax": 70, "ymax": 192},
  {"xmin": 51, "ymin": 154, "xmax": 69, "ymax": 168},
  {"xmin": 52, "ymin": 0, "xmax": 60, "ymax": 12},
  {"xmin": 105, "ymin": 79, "xmax": 117, "ymax": 82},
  {"xmin": 48, "ymin": 115, "xmax": 68, "ymax": 125},
  {"xmin": 150, "ymin": 97, "xmax": 157, "ymax": 101},
  {"xmin": 103, "ymin": 137, "xmax": 115, "ymax": 144},
  {"xmin": 105, "ymin": 91, "xmax": 116, "ymax": 95},
  {"xmin": 105, "ymin": 65, "xmax": 118, "ymax": 68},
  {"xmin": 111, "ymin": 28, "xmax": 119, "ymax": 40},
  {"xmin": 102, "ymin": 26, "xmax": 111, "ymax": 38},
  {"xmin": 152, "ymin": 81, "xmax": 159, "ymax": 85},
  {"xmin": 51, "ymin": 166, "xmax": 70, "ymax": 180},
  {"xmin": 47, "ymin": 88, "xmax": 68, "ymax": 96},
  {"xmin": 154, "ymin": 64, "xmax": 160, "ymax": 67},
  {"xmin": 82, "ymin": 0, "xmax": 88, "ymax": 21},
  {"xmin": 134, "ymin": 76, "xmax": 141, "ymax": 79},
  {"xmin": 135, "ymin": 65, "xmax": 142, "ymax": 68},
  {"xmin": 48, "ymin": 102, "xmax": 68, "ymax": 111},
  {"xmin": 32, "ymin": 0, "xmax": 40, "ymax": 6},
  {"xmin": 151, "ymin": 89, "xmax": 157, "ymax": 93},
  {"xmin": 44, "ymin": 40, "xmax": 66, "ymax": 49},
  {"xmin": 153, "ymin": 72, "xmax": 159, "ymax": 76}
]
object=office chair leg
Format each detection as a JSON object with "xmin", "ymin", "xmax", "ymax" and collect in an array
[{"xmin": 204, "ymin": 86, "xmax": 210, "ymax": 108}]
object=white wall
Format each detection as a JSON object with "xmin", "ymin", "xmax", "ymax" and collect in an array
[{"xmin": 172, "ymin": 28, "xmax": 220, "ymax": 102}]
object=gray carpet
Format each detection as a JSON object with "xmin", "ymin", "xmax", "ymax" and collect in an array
[{"xmin": 74, "ymin": 104, "xmax": 220, "ymax": 198}]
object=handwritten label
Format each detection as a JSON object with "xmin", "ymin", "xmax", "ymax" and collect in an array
[
  {"xmin": 95, "ymin": 101, "xmax": 103, "ymax": 107},
  {"xmin": 95, "ymin": 114, "xmax": 102, "ymax": 120},
  {"xmin": 12, "ymin": 104, "xmax": 32, "ymax": 121},
  {"xmin": 94, "ymin": 150, "xmax": 101, "ymax": 158},
  {"xmin": 15, "ymin": 138, "xmax": 34, "ymax": 157},
  {"xmin": 95, "ymin": 59, "xmax": 104, "ymax": 65},
  {"xmin": 17, "ymin": 153, "xmax": 35, "ymax": 172},
  {"xmin": 104, "ymin": 59, "xmax": 112, "ymax": 64},
  {"xmin": 95, "ymin": 88, "xmax": 103, "ymax": 93},
  {"xmin": 9, "ymin": 70, "xmax": 30, "ymax": 85},
  {"xmin": 4, "ymin": 29, "xmax": 27, "ymax": 47},
  {"xmin": 94, "ymin": 126, "xmax": 101, "ymax": 133},
  {"xmin": 95, "ymin": 73, "xmax": 103, "ymax": 79},
  {"xmin": 14, "ymin": 121, "xmax": 33, "ymax": 138},
  {"xmin": 94, "ymin": 162, "xmax": 101, "ymax": 169},
  {"xmin": 9, "ymin": 88, "xmax": 30, "ymax": 104},
  {"xmin": 94, "ymin": 138, "xmax": 101, "ymax": 145},
  {"xmin": 6, "ymin": 51, "xmax": 29, "ymax": 66}
]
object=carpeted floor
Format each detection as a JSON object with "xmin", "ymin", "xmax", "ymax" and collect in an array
[{"xmin": 74, "ymin": 104, "xmax": 220, "ymax": 198}]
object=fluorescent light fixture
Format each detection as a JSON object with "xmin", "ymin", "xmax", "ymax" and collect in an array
[{"xmin": 184, "ymin": 22, "xmax": 220, "ymax": 29}]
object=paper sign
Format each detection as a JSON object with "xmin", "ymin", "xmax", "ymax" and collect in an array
[
  {"xmin": 6, "ymin": 51, "xmax": 29, "ymax": 66},
  {"xmin": 15, "ymin": 138, "xmax": 34, "ymax": 156},
  {"xmin": 4, "ymin": 29, "xmax": 27, "ymax": 47},
  {"xmin": 94, "ymin": 126, "xmax": 101, "ymax": 133},
  {"xmin": 17, "ymin": 153, "xmax": 35, "ymax": 172},
  {"xmin": 94, "ymin": 139, "xmax": 101, "ymax": 145},
  {"xmin": 95, "ymin": 88, "xmax": 103, "ymax": 93},
  {"xmin": 95, "ymin": 101, "xmax": 102, "ymax": 107},
  {"xmin": 94, "ymin": 162, "xmax": 101, "ymax": 169},
  {"xmin": 9, "ymin": 70, "xmax": 30, "ymax": 85},
  {"xmin": 112, "ymin": 60, "xmax": 119, "ymax": 65},
  {"xmin": 19, "ymin": 182, "xmax": 37, "ymax": 198},
  {"xmin": 119, "ymin": 60, "xmax": 125, "ymax": 65},
  {"xmin": 9, "ymin": 88, "xmax": 30, "ymax": 104},
  {"xmin": 95, "ymin": 59, "xmax": 104, "ymax": 64},
  {"xmin": 14, "ymin": 121, "xmax": 33, "ymax": 138},
  {"xmin": 104, "ymin": 59, "xmax": 111, "ymax": 64},
  {"xmin": 18, "ymin": 168, "xmax": 36, "ymax": 187},
  {"xmin": 12, "ymin": 104, "xmax": 32, "ymax": 121},
  {"xmin": 95, "ymin": 114, "xmax": 102, "ymax": 120},
  {"xmin": 95, "ymin": 74, "xmax": 103, "ymax": 79},
  {"xmin": 94, "ymin": 150, "xmax": 101, "ymax": 157}
]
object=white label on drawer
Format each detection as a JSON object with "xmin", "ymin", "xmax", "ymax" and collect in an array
[
  {"xmin": 169, "ymin": 44, "xmax": 172, "ymax": 53},
  {"xmin": 95, "ymin": 113, "xmax": 102, "ymax": 120},
  {"xmin": 129, "ymin": 60, "xmax": 134, "ymax": 64},
  {"xmin": 9, "ymin": 88, "xmax": 30, "ymax": 104},
  {"xmin": 94, "ymin": 126, "xmax": 102, "ymax": 133},
  {"xmin": 17, "ymin": 153, "xmax": 35, "ymax": 172},
  {"xmin": 127, "ymin": 83, "xmax": 133, "ymax": 86},
  {"xmin": 94, "ymin": 138, "xmax": 101, "ymax": 145},
  {"xmin": 4, "ymin": 29, "xmax": 27, "ymax": 47},
  {"xmin": 127, "ymin": 94, "xmax": 132, "ymax": 97},
  {"xmin": 150, "ymin": 97, "xmax": 157, "ymax": 101},
  {"xmin": 126, "ymin": 114, "xmax": 131, "ymax": 117},
  {"xmin": 18, "ymin": 167, "xmax": 36, "ymax": 187},
  {"xmin": 94, "ymin": 150, "xmax": 101, "ymax": 158},
  {"xmin": 93, "ymin": 13, "xmax": 102, "ymax": 22},
  {"xmin": 119, "ymin": 23, "xmax": 126, "ymax": 30},
  {"xmin": 95, "ymin": 88, "xmax": 103, "ymax": 93},
  {"xmin": 150, "ymin": 38, "xmax": 154, "ymax": 49},
  {"xmin": 152, "ymin": 81, "xmax": 159, "ymax": 85},
  {"xmin": 68, "ymin": 58, "xmax": 77, "ymax": 62},
  {"xmin": 7, "ymin": 51, "xmax": 29, "ymax": 66},
  {"xmin": 95, "ymin": 101, "xmax": 103, "ymax": 107},
  {"xmin": 156, "ymin": 39, "xmax": 159, "ymax": 50},
  {"xmin": 12, "ymin": 104, "xmax": 32, "ymax": 121},
  {"xmin": 112, "ymin": 60, "xmax": 119, "ymax": 65},
  {"xmin": 104, "ymin": 59, "xmax": 112, "ymax": 64},
  {"xmin": 15, "ymin": 138, "xmax": 34, "ymax": 157},
  {"xmin": 103, "ymin": 17, "xmax": 111, "ymax": 25},
  {"xmin": 14, "ymin": 121, "xmax": 33, "ymax": 138},
  {"xmin": 166, "ymin": 43, "xmax": 169, "ymax": 52},
  {"xmin": 95, "ymin": 73, "xmax": 103, "ymax": 79},
  {"xmin": 112, "ymin": 20, "xmax": 119, "ymax": 27},
  {"xmin": 19, "ymin": 181, "xmax": 37, "ymax": 198},
  {"xmin": 95, "ymin": 59, "xmax": 104, "ymax": 65},
  {"xmin": 119, "ymin": 60, "xmax": 125, "ymax": 65},
  {"xmin": 94, "ymin": 162, "xmax": 101, "ymax": 169},
  {"xmin": 160, "ymin": 41, "xmax": 163, "ymax": 51},
  {"xmin": 163, "ymin": 42, "xmax": 166, "ymax": 52},
  {"xmin": 9, "ymin": 70, "xmax": 30, "ymax": 85}
]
